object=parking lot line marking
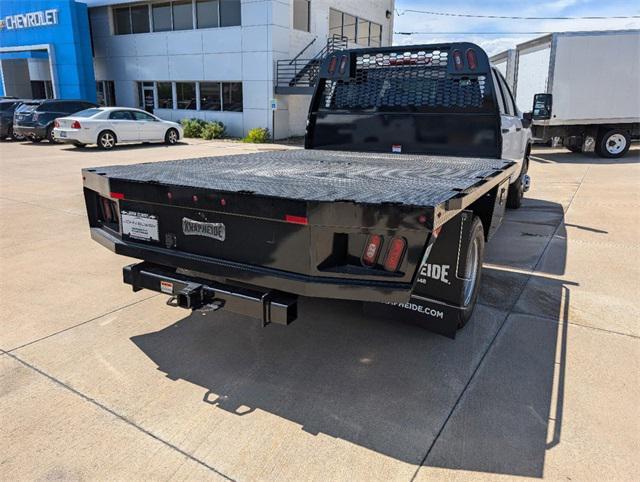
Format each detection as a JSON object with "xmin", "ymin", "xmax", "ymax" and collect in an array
[
  {"xmin": 0, "ymin": 195, "xmax": 85, "ymax": 217},
  {"xmin": 7, "ymin": 295, "xmax": 159, "ymax": 353},
  {"xmin": 410, "ymin": 161, "xmax": 592, "ymax": 481},
  {"xmin": 5, "ymin": 350, "xmax": 237, "ymax": 482}
]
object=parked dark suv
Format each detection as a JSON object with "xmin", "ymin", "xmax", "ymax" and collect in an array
[
  {"xmin": 0, "ymin": 99, "xmax": 26, "ymax": 141},
  {"xmin": 13, "ymin": 99, "xmax": 98, "ymax": 143}
]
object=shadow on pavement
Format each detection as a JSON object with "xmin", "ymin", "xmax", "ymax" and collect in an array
[{"xmin": 130, "ymin": 196, "xmax": 578, "ymax": 477}]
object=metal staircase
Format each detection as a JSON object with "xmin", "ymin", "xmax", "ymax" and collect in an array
[{"xmin": 275, "ymin": 35, "xmax": 348, "ymax": 95}]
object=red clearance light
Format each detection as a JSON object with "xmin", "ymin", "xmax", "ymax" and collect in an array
[
  {"xmin": 328, "ymin": 55, "xmax": 338, "ymax": 74},
  {"xmin": 110, "ymin": 191, "xmax": 125, "ymax": 200},
  {"xmin": 338, "ymin": 55, "xmax": 348, "ymax": 75},
  {"xmin": 285, "ymin": 214, "xmax": 308, "ymax": 225},
  {"xmin": 54, "ymin": 119, "xmax": 60, "ymax": 128},
  {"xmin": 71, "ymin": 120, "xmax": 81, "ymax": 129},
  {"xmin": 452, "ymin": 50, "xmax": 464, "ymax": 71},
  {"xmin": 466, "ymin": 49, "xmax": 478, "ymax": 70},
  {"xmin": 384, "ymin": 237, "xmax": 407, "ymax": 272},
  {"xmin": 362, "ymin": 234, "xmax": 383, "ymax": 267}
]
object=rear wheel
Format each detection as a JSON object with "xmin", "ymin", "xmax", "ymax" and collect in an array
[
  {"xmin": 72, "ymin": 142, "xmax": 86, "ymax": 148},
  {"xmin": 165, "ymin": 128, "xmax": 179, "ymax": 145},
  {"xmin": 507, "ymin": 156, "xmax": 529, "ymax": 209},
  {"xmin": 46, "ymin": 125, "xmax": 57, "ymax": 143},
  {"xmin": 30, "ymin": 137, "xmax": 42, "ymax": 143},
  {"xmin": 458, "ymin": 217, "xmax": 485, "ymax": 329},
  {"xmin": 566, "ymin": 145, "xmax": 582, "ymax": 153},
  {"xmin": 596, "ymin": 128, "xmax": 630, "ymax": 159},
  {"xmin": 98, "ymin": 130, "xmax": 116, "ymax": 150}
]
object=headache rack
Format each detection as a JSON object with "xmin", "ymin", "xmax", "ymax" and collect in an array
[{"xmin": 305, "ymin": 43, "xmax": 501, "ymax": 157}]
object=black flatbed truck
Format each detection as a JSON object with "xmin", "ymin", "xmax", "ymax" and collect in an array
[{"xmin": 82, "ymin": 43, "xmax": 531, "ymax": 338}]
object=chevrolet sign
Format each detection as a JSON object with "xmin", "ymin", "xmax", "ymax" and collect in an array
[{"xmin": 1, "ymin": 9, "xmax": 59, "ymax": 30}]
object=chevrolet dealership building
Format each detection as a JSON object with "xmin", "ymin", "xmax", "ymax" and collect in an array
[{"xmin": 0, "ymin": 0, "xmax": 394, "ymax": 138}]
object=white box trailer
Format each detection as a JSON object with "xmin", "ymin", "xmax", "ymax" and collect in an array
[{"xmin": 491, "ymin": 30, "xmax": 640, "ymax": 158}]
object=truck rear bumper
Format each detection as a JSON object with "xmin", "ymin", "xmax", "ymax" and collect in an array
[
  {"xmin": 124, "ymin": 262, "xmax": 298, "ymax": 325},
  {"xmin": 92, "ymin": 227, "xmax": 413, "ymax": 303}
]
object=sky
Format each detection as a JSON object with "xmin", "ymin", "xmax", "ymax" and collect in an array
[{"xmin": 392, "ymin": 0, "xmax": 640, "ymax": 56}]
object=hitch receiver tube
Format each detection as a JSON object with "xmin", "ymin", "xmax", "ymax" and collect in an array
[{"xmin": 123, "ymin": 262, "xmax": 297, "ymax": 326}]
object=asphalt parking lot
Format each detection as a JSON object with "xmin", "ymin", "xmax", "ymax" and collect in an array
[{"xmin": 1, "ymin": 139, "xmax": 639, "ymax": 480}]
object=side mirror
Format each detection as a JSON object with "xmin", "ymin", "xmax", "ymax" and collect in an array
[
  {"xmin": 532, "ymin": 93, "xmax": 552, "ymax": 120},
  {"xmin": 522, "ymin": 111, "xmax": 533, "ymax": 128}
]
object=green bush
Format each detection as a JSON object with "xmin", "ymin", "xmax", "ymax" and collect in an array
[
  {"xmin": 243, "ymin": 127, "xmax": 270, "ymax": 143},
  {"xmin": 200, "ymin": 121, "xmax": 226, "ymax": 140},
  {"xmin": 180, "ymin": 118, "xmax": 207, "ymax": 138}
]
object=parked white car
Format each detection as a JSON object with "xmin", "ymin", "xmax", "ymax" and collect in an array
[{"xmin": 53, "ymin": 107, "xmax": 183, "ymax": 149}]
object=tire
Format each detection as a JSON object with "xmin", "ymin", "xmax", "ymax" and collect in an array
[
  {"xmin": 97, "ymin": 130, "xmax": 116, "ymax": 150},
  {"xmin": 12, "ymin": 129, "xmax": 25, "ymax": 141},
  {"xmin": 566, "ymin": 145, "xmax": 582, "ymax": 153},
  {"xmin": 458, "ymin": 216, "xmax": 485, "ymax": 329},
  {"xmin": 72, "ymin": 142, "xmax": 86, "ymax": 148},
  {"xmin": 165, "ymin": 128, "xmax": 179, "ymax": 145},
  {"xmin": 596, "ymin": 128, "xmax": 630, "ymax": 159},
  {"xmin": 30, "ymin": 137, "xmax": 42, "ymax": 143},
  {"xmin": 507, "ymin": 155, "xmax": 529, "ymax": 209},
  {"xmin": 46, "ymin": 125, "xmax": 57, "ymax": 143}
]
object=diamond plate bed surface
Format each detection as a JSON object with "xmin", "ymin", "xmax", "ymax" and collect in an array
[{"xmin": 94, "ymin": 149, "xmax": 513, "ymax": 207}]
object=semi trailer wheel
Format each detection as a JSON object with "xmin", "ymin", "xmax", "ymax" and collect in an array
[
  {"xmin": 596, "ymin": 128, "xmax": 630, "ymax": 159},
  {"xmin": 458, "ymin": 216, "xmax": 485, "ymax": 329}
]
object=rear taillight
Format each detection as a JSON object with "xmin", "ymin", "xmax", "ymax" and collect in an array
[
  {"xmin": 466, "ymin": 49, "xmax": 478, "ymax": 70},
  {"xmin": 99, "ymin": 196, "xmax": 119, "ymax": 225},
  {"xmin": 383, "ymin": 237, "xmax": 407, "ymax": 272},
  {"xmin": 328, "ymin": 55, "xmax": 338, "ymax": 74},
  {"xmin": 71, "ymin": 120, "xmax": 81, "ymax": 129},
  {"xmin": 338, "ymin": 55, "xmax": 348, "ymax": 75},
  {"xmin": 54, "ymin": 119, "xmax": 60, "ymax": 128},
  {"xmin": 452, "ymin": 50, "xmax": 464, "ymax": 71},
  {"xmin": 362, "ymin": 234, "xmax": 383, "ymax": 267}
]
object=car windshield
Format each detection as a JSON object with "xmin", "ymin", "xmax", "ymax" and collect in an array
[
  {"xmin": 72, "ymin": 108, "xmax": 103, "ymax": 118},
  {"xmin": 16, "ymin": 103, "xmax": 39, "ymax": 113}
]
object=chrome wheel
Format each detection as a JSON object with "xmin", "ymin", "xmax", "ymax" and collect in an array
[
  {"xmin": 605, "ymin": 133, "xmax": 626, "ymax": 155},
  {"xmin": 463, "ymin": 236, "xmax": 480, "ymax": 307},
  {"xmin": 99, "ymin": 132, "xmax": 115, "ymax": 149},
  {"xmin": 167, "ymin": 129, "xmax": 178, "ymax": 144}
]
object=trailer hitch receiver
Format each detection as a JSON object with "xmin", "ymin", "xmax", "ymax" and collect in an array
[{"xmin": 124, "ymin": 262, "xmax": 297, "ymax": 325}]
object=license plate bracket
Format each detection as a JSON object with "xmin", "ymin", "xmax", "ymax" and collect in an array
[{"xmin": 121, "ymin": 210, "xmax": 159, "ymax": 242}]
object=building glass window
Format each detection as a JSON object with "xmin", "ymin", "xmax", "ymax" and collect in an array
[
  {"xmin": 329, "ymin": 9, "xmax": 342, "ymax": 38},
  {"xmin": 157, "ymin": 82, "xmax": 173, "ymax": 109},
  {"xmin": 130, "ymin": 5, "xmax": 150, "ymax": 33},
  {"xmin": 220, "ymin": 0, "xmax": 241, "ymax": 27},
  {"xmin": 152, "ymin": 2, "xmax": 172, "ymax": 32},
  {"xmin": 176, "ymin": 82, "xmax": 197, "ymax": 109},
  {"xmin": 357, "ymin": 18, "xmax": 370, "ymax": 45},
  {"xmin": 328, "ymin": 10, "xmax": 382, "ymax": 46},
  {"xmin": 342, "ymin": 14, "xmax": 356, "ymax": 43},
  {"xmin": 172, "ymin": 0, "xmax": 193, "ymax": 30},
  {"xmin": 369, "ymin": 22, "xmax": 381, "ymax": 47},
  {"xmin": 113, "ymin": 7, "xmax": 131, "ymax": 35},
  {"xmin": 197, "ymin": 0, "xmax": 219, "ymax": 29},
  {"xmin": 222, "ymin": 82, "xmax": 242, "ymax": 112},
  {"xmin": 293, "ymin": 0, "xmax": 310, "ymax": 32},
  {"xmin": 96, "ymin": 81, "xmax": 116, "ymax": 106},
  {"xmin": 200, "ymin": 82, "xmax": 221, "ymax": 110}
]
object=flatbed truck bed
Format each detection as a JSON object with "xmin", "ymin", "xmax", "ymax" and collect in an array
[{"xmin": 82, "ymin": 42, "xmax": 531, "ymax": 338}]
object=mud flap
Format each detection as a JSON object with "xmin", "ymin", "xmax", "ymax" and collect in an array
[{"xmin": 363, "ymin": 211, "xmax": 475, "ymax": 338}]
